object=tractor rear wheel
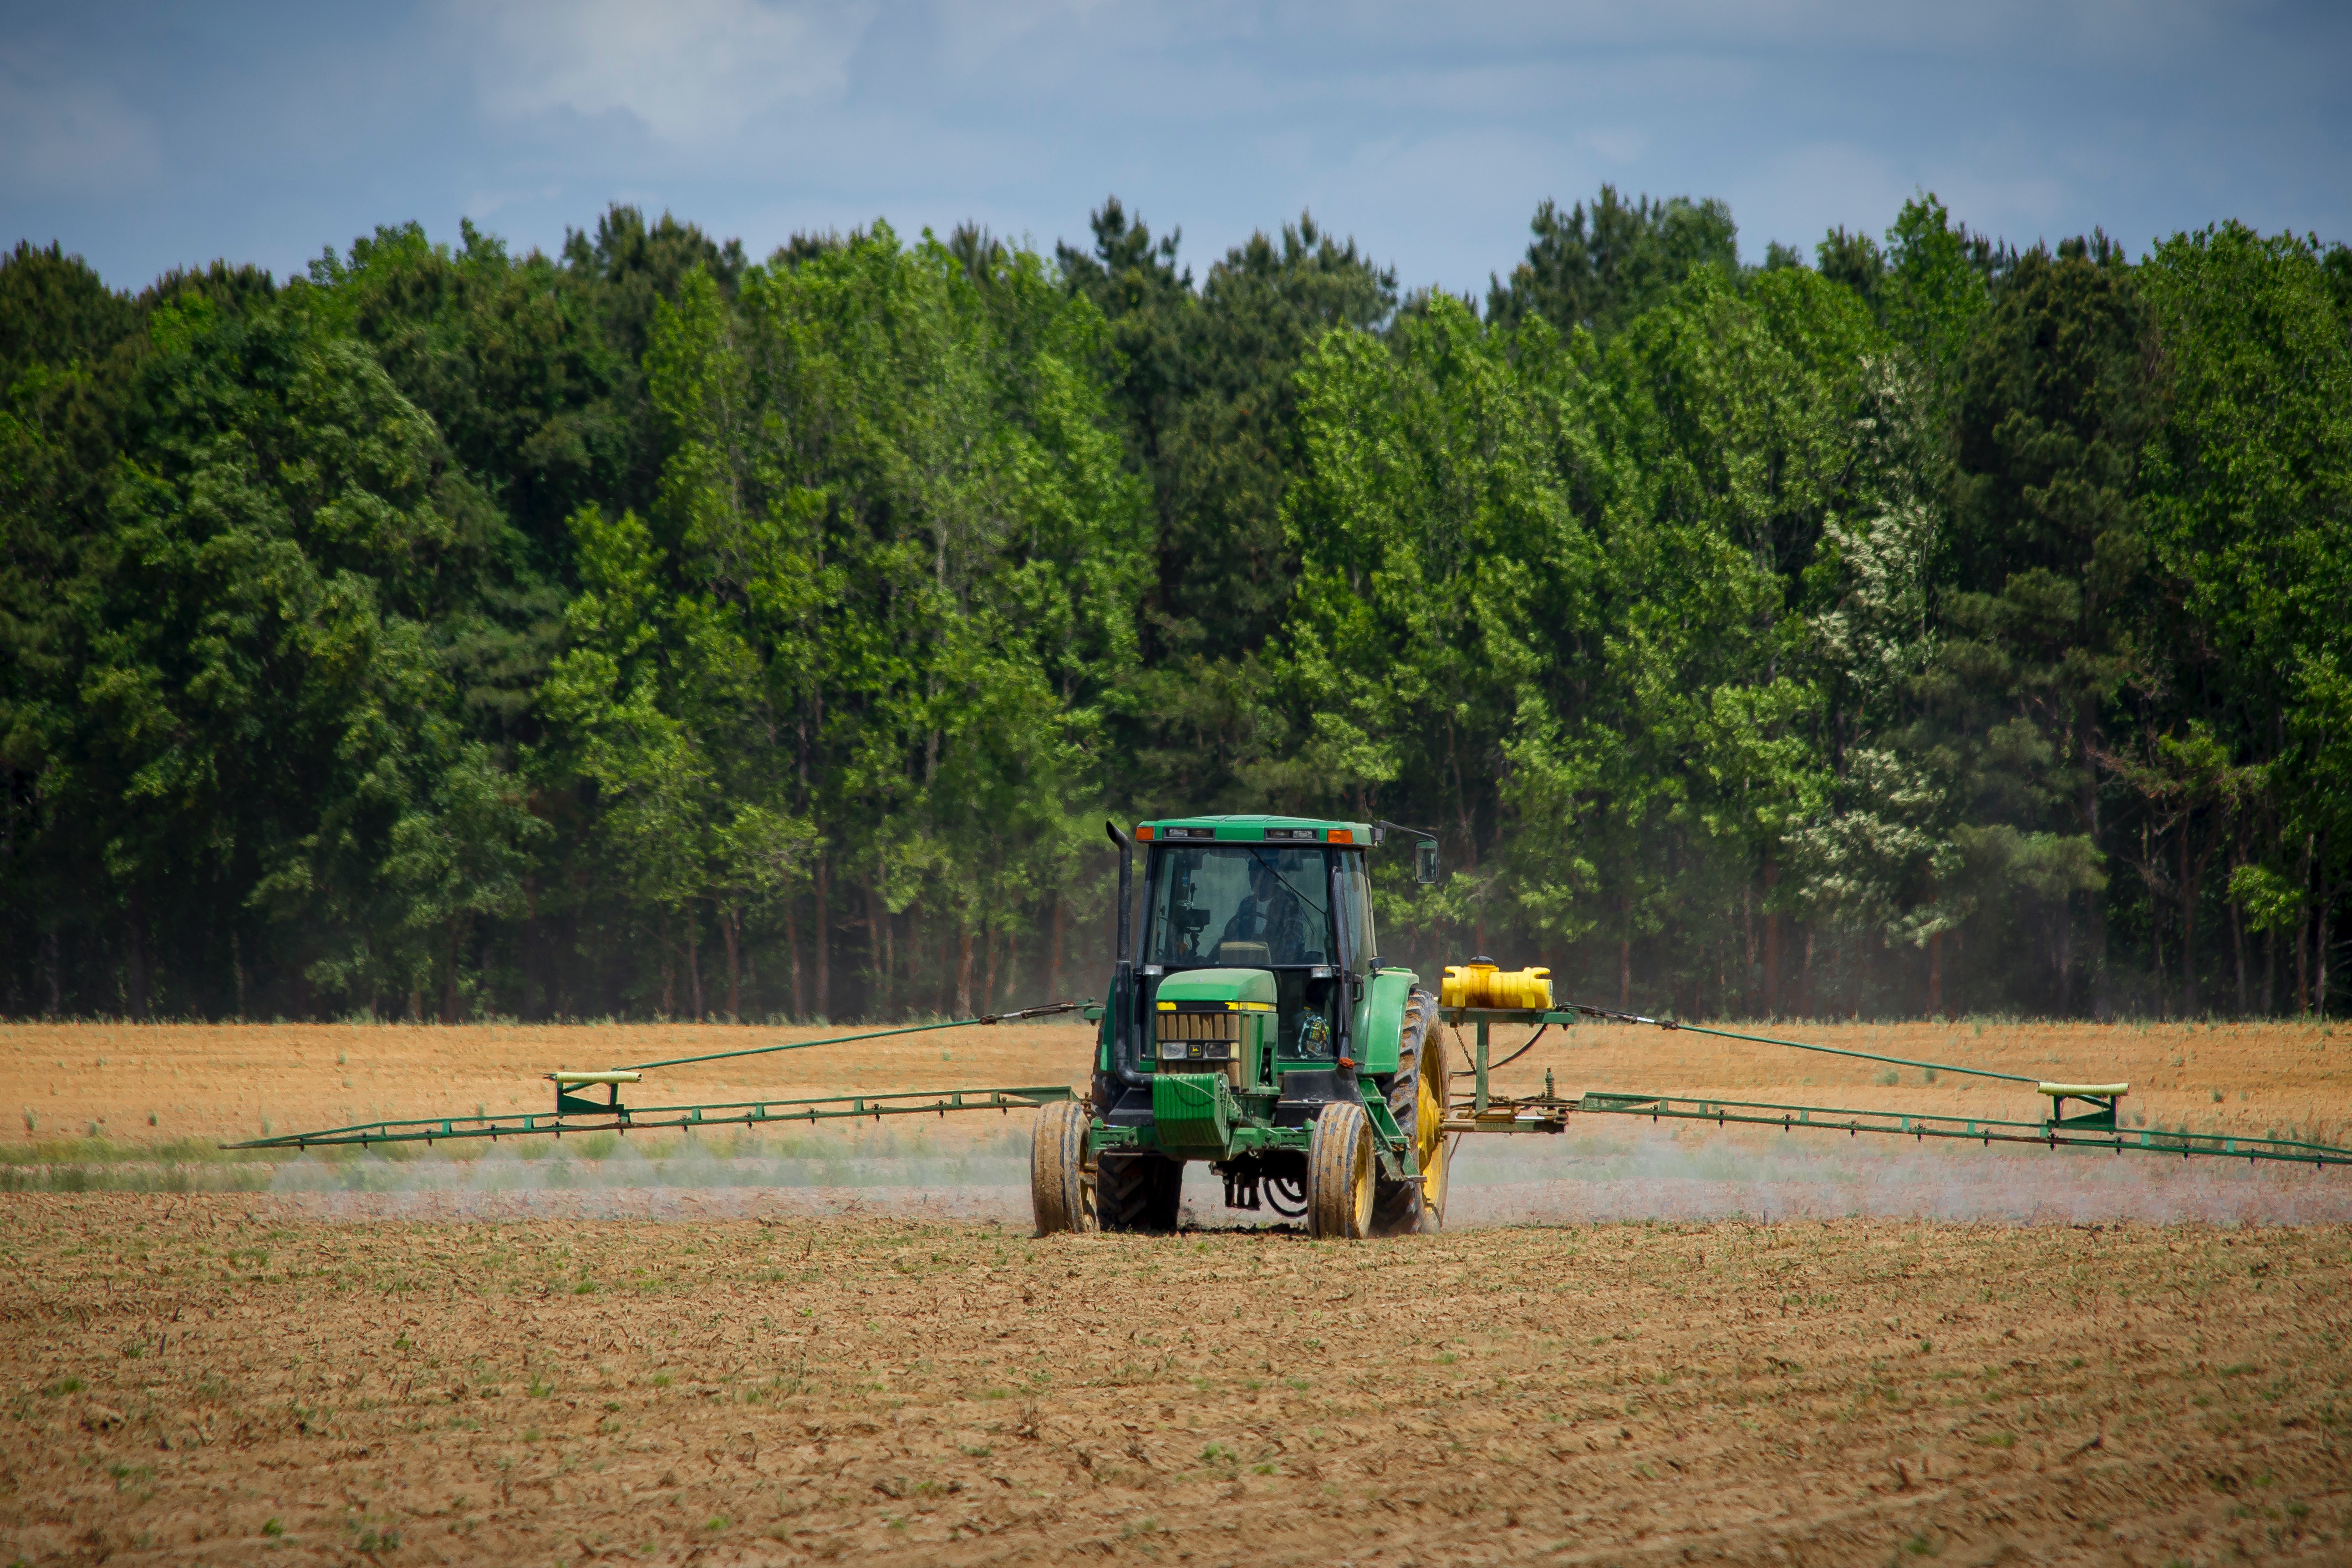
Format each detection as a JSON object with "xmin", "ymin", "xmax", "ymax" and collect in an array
[
  {"xmin": 1307, "ymin": 1101, "xmax": 1375, "ymax": 1240},
  {"xmin": 1372, "ymin": 989, "xmax": 1451, "ymax": 1236},
  {"xmin": 1095, "ymin": 1151, "xmax": 1183, "ymax": 1232},
  {"xmin": 1030, "ymin": 1100, "xmax": 1094, "ymax": 1235}
]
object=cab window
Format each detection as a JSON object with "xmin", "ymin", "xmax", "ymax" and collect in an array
[
  {"xmin": 1144, "ymin": 845, "xmax": 1335, "ymax": 969},
  {"xmin": 1335, "ymin": 851, "xmax": 1375, "ymax": 972}
]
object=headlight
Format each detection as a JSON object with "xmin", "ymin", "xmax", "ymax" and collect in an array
[{"xmin": 1158, "ymin": 1039, "xmax": 1232, "ymax": 1061}]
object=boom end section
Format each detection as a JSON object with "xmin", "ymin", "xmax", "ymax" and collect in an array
[
  {"xmin": 2039, "ymin": 1082, "xmax": 2129, "ymax": 1131},
  {"xmin": 547, "ymin": 1069, "xmax": 641, "ymax": 1115}
]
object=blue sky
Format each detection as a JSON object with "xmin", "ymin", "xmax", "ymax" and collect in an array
[{"xmin": 3, "ymin": 0, "xmax": 2346, "ymax": 297}]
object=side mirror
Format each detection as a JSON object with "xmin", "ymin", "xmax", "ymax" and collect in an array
[{"xmin": 1415, "ymin": 840, "xmax": 1439, "ymax": 885}]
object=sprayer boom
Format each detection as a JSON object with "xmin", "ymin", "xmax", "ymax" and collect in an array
[
  {"xmin": 211, "ymin": 809, "xmax": 2352, "ymax": 1231},
  {"xmin": 220, "ymin": 1006, "xmax": 1084, "ymax": 1152}
]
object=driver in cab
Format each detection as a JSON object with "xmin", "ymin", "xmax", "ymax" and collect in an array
[{"xmin": 1219, "ymin": 855, "xmax": 1310, "ymax": 966}]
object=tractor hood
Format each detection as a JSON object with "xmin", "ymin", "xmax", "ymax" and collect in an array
[{"xmin": 1154, "ymin": 967, "xmax": 1278, "ymax": 1008}]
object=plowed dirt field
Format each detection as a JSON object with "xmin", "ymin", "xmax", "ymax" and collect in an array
[{"xmin": 5, "ymin": 1018, "xmax": 2352, "ymax": 1565}]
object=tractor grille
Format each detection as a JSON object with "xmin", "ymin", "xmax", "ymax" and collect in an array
[
  {"xmin": 1157, "ymin": 1011, "xmax": 1239, "ymax": 1043},
  {"xmin": 1156, "ymin": 1008, "xmax": 1243, "ymax": 1084}
]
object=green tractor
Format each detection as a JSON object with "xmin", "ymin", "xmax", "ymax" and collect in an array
[{"xmin": 1031, "ymin": 815, "xmax": 1449, "ymax": 1239}]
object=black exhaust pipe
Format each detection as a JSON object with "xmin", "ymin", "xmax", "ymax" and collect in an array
[{"xmin": 1106, "ymin": 820, "xmax": 1133, "ymax": 962}]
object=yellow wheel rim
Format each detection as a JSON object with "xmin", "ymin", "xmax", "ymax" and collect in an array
[{"xmin": 1415, "ymin": 1034, "xmax": 1449, "ymax": 1221}]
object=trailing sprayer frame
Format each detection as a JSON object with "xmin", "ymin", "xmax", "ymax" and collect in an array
[{"xmin": 223, "ymin": 811, "xmax": 2352, "ymax": 1235}]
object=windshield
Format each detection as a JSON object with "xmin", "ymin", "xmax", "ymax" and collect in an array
[{"xmin": 1144, "ymin": 845, "xmax": 1335, "ymax": 968}]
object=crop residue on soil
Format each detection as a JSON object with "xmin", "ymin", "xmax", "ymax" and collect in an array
[
  {"xmin": 6, "ymin": 1019, "xmax": 2352, "ymax": 1563},
  {"xmin": 4, "ymin": 1194, "xmax": 2350, "ymax": 1566}
]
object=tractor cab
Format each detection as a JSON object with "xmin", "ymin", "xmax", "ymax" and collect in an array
[
  {"xmin": 1138, "ymin": 820, "xmax": 1375, "ymax": 1061},
  {"xmin": 1089, "ymin": 816, "xmax": 1385, "ymax": 1137}
]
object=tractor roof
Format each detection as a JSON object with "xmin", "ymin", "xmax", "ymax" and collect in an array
[{"xmin": 1135, "ymin": 814, "xmax": 1371, "ymax": 847}]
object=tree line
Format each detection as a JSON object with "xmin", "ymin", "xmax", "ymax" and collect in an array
[{"xmin": 3, "ymin": 191, "xmax": 2348, "ymax": 1023}]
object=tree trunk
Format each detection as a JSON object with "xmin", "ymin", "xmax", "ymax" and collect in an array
[
  {"xmin": 1618, "ymin": 937, "xmax": 1631, "ymax": 1012},
  {"xmin": 956, "ymin": 922, "xmax": 974, "ymax": 1016},
  {"xmin": 2140, "ymin": 820, "xmax": 2163, "ymax": 1017},
  {"xmin": 123, "ymin": 889, "xmax": 149, "ymax": 1019},
  {"xmin": 0, "ymin": 768, "xmax": 11, "ymax": 1017},
  {"xmin": 784, "ymin": 896, "xmax": 804, "ymax": 1022},
  {"xmin": 983, "ymin": 927, "xmax": 999, "ymax": 1013},
  {"xmin": 42, "ymin": 928, "xmax": 61, "ymax": 1017},
  {"xmin": 722, "ymin": 902, "xmax": 741, "ymax": 1023},
  {"xmin": 685, "ymin": 904, "xmax": 705, "ymax": 1021},
  {"xmin": 815, "ymin": 857, "xmax": 830, "ymax": 1023},
  {"xmin": 1049, "ymin": 891, "xmax": 1065, "ymax": 1003},
  {"xmin": 442, "ymin": 916, "xmax": 461, "ymax": 1024},
  {"xmin": 660, "ymin": 912, "xmax": 677, "ymax": 1021},
  {"xmin": 1799, "ymin": 925, "xmax": 1815, "ymax": 1019},
  {"xmin": 2229, "ymin": 848, "xmax": 2249, "ymax": 1017},
  {"xmin": 1763, "ymin": 854, "xmax": 1782, "ymax": 1018},
  {"xmin": 1858, "ymin": 933, "xmax": 1878, "ymax": 1021},
  {"xmin": 2056, "ymin": 898, "xmax": 2075, "ymax": 1016},
  {"xmin": 867, "ymin": 881, "xmax": 890, "ymax": 1019},
  {"xmin": 939, "ymin": 924, "xmax": 954, "ymax": 1018},
  {"xmin": 2079, "ymin": 695, "xmax": 2108, "ymax": 1019},
  {"xmin": 1740, "ymin": 885, "xmax": 1755, "ymax": 1014},
  {"xmin": 1446, "ymin": 717, "xmax": 1484, "ymax": 955},
  {"xmin": 1928, "ymin": 928, "xmax": 1944, "ymax": 1017},
  {"xmin": 2180, "ymin": 820, "xmax": 2199, "ymax": 1016},
  {"xmin": 2264, "ymin": 921, "xmax": 2277, "ymax": 1018},
  {"xmin": 2318, "ymin": 835, "xmax": 2334, "ymax": 1020},
  {"xmin": 2297, "ymin": 832, "xmax": 2314, "ymax": 1014}
]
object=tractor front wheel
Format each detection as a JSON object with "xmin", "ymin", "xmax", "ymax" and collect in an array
[
  {"xmin": 1307, "ymin": 1101, "xmax": 1375, "ymax": 1240},
  {"xmin": 1030, "ymin": 1100, "xmax": 1094, "ymax": 1235}
]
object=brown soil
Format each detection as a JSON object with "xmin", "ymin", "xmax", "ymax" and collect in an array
[
  {"xmin": 4, "ymin": 1019, "xmax": 2352, "ymax": 1563},
  {"xmin": 3, "ymin": 1195, "xmax": 2348, "ymax": 1565}
]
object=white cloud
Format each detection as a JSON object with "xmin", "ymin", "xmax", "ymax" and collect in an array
[
  {"xmin": 451, "ymin": 0, "xmax": 877, "ymax": 145},
  {"xmin": 1284, "ymin": 0, "xmax": 2227, "ymax": 61},
  {"xmin": 10, "ymin": 0, "xmax": 2343, "ymax": 296},
  {"xmin": 0, "ymin": 46, "xmax": 158, "ymax": 199}
]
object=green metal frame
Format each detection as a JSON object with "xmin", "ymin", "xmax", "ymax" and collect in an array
[
  {"xmin": 1435, "ymin": 1001, "xmax": 2352, "ymax": 1170},
  {"xmin": 224, "ymin": 1084, "xmax": 1078, "ymax": 1152},
  {"xmin": 1572, "ymin": 1091, "xmax": 2352, "ymax": 1166},
  {"xmin": 220, "ymin": 1004, "xmax": 1088, "ymax": 1154}
]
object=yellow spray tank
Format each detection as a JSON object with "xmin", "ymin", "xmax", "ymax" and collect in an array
[{"xmin": 1439, "ymin": 957, "xmax": 1553, "ymax": 1010}]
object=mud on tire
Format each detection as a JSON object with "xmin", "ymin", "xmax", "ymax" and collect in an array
[
  {"xmin": 1307, "ymin": 1101, "xmax": 1374, "ymax": 1240},
  {"xmin": 1030, "ymin": 1099, "xmax": 1094, "ymax": 1235}
]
